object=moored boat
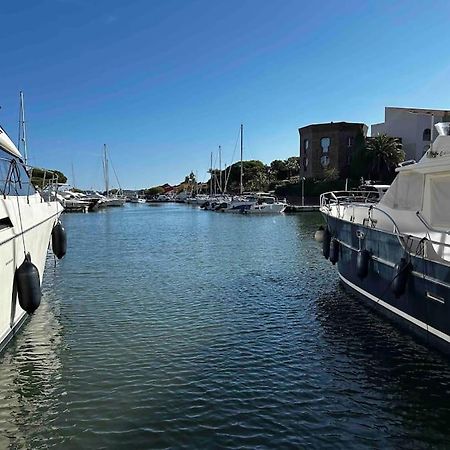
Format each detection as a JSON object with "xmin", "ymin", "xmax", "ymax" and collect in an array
[
  {"xmin": 217, "ymin": 193, "xmax": 286, "ymax": 214},
  {"xmin": 320, "ymin": 117, "xmax": 450, "ymax": 353},
  {"xmin": 0, "ymin": 116, "xmax": 66, "ymax": 352},
  {"xmin": 102, "ymin": 144, "xmax": 125, "ymax": 207}
]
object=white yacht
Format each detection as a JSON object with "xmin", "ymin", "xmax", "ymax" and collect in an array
[
  {"xmin": 218, "ymin": 194, "xmax": 286, "ymax": 214},
  {"xmin": 0, "ymin": 125, "xmax": 65, "ymax": 352},
  {"xmin": 246, "ymin": 194, "xmax": 287, "ymax": 214},
  {"xmin": 320, "ymin": 117, "xmax": 450, "ymax": 354}
]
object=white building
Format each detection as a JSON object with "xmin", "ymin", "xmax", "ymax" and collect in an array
[{"xmin": 371, "ymin": 107, "xmax": 450, "ymax": 161}]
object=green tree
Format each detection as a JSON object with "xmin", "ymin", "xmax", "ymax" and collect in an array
[
  {"xmin": 184, "ymin": 171, "xmax": 196, "ymax": 184},
  {"xmin": 31, "ymin": 167, "xmax": 67, "ymax": 187},
  {"xmin": 145, "ymin": 186, "xmax": 165, "ymax": 196},
  {"xmin": 349, "ymin": 132, "xmax": 370, "ymax": 180},
  {"xmin": 366, "ymin": 134, "xmax": 405, "ymax": 180},
  {"xmin": 270, "ymin": 159, "xmax": 288, "ymax": 180},
  {"xmin": 285, "ymin": 156, "xmax": 300, "ymax": 178}
]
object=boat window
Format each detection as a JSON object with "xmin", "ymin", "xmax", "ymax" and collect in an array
[
  {"xmin": 423, "ymin": 128, "xmax": 431, "ymax": 141},
  {"xmin": 380, "ymin": 172, "xmax": 424, "ymax": 211},
  {"xmin": 0, "ymin": 147, "xmax": 36, "ymax": 196},
  {"xmin": 427, "ymin": 173, "xmax": 450, "ymax": 228}
]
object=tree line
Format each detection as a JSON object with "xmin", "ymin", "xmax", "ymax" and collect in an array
[{"xmin": 144, "ymin": 133, "xmax": 405, "ymax": 198}]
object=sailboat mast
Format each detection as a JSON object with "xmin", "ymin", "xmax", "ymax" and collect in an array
[
  {"xmin": 210, "ymin": 152, "xmax": 213, "ymax": 197},
  {"xmin": 219, "ymin": 145, "xmax": 222, "ymax": 194},
  {"xmin": 71, "ymin": 162, "xmax": 76, "ymax": 189},
  {"xmin": 240, "ymin": 123, "xmax": 244, "ymax": 195},
  {"xmin": 104, "ymin": 144, "xmax": 109, "ymax": 197},
  {"xmin": 18, "ymin": 91, "xmax": 28, "ymax": 165}
]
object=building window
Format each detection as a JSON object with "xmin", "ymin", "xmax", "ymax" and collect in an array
[
  {"xmin": 423, "ymin": 128, "xmax": 431, "ymax": 141},
  {"xmin": 301, "ymin": 139, "xmax": 309, "ymax": 158},
  {"xmin": 320, "ymin": 137, "xmax": 330, "ymax": 153},
  {"xmin": 347, "ymin": 136, "xmax": 354, "ymax": 147},
  {"xmin": 320, "ymin": 155, "xmax": 330, "ymax": 168}
]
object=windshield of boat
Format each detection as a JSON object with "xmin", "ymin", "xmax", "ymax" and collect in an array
[
  {"xmin": 0, "ymin": 146, "xmax": 36, "ymax": 196},
  {"xmin": 259, "ymin": 197, "xmax": 275, "ymax": 204}
]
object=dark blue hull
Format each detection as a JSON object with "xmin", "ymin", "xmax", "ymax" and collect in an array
[{"xmin": 325, "ymin": 215, "xmax": 450, "ymax": 354}]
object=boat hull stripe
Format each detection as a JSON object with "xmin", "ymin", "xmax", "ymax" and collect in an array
[{"xmin": 339, "ymin": 273, "xmax": 450, "ymax": 343}]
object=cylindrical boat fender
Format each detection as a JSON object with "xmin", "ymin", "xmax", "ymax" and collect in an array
[
  {"xmin": 52, "ymin": 222, "xmax": 67, "ymax": 259},
  {"xmin": 322, "ymin": 227, "xmax": 331, "ymax": 259},
  {"xmin": 392, "ymin": 258, "xmax": 412, "ymax": 298},
  {"xmin": 315, "ymin": 226, "xmax": 325, "ymax": 243},
  {"xmin": 329, "ymin": 238, "xmax": 340, "ymax": 265},
  {"xmin": 15, "ymin": 254, "xmax": 41, "ymax": 314},
  {"xmin": 356, "ymin": 249, "xmax": 370, "ymax": 279}
]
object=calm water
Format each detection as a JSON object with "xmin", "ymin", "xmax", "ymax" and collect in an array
[{"xmin": 0, "ymin": 204, "xmax": 450, "ymax": 449}]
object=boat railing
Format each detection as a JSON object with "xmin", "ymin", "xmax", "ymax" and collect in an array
[
  {"xmin": 0, "ymin": 156, "xmax": 62, "ymax": 198},
  {"xmin": 27, "ymin": 166, "xmax": 63, "ymax": 202},
  {"xmin": 320, "ymin": 190, "xmax": 381, "ymax": 209},
  {"xmin": 416, "ymin": 211, "xmax": 450, "ymax": 235},
  {"xmin": 321, "ymin": 190, "xmax": 450, "ymax": 260}
]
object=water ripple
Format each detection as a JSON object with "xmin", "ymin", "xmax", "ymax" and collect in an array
[{"xmin": 0, "ymin": 205, "xmax": 449, "ymax": 449}]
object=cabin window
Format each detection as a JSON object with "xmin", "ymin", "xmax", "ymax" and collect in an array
[
  {"xmin": 427, "ymin": 173, "xmax": 450, "ymax": 228},
  {"xmin": 423, "ymin": 128, "xmax": 431, "ymax": 141},
  {"xmin": 380, "ymin": 172, "xmax": 424, "ymax": 211},
  {"xmin": 0, "ymin": 147, "xmax": 36, "ymax": 196}
]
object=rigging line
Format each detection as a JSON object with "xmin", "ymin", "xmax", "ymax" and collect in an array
[
  {"xmin": 108, "ymin": 151, "xmax": 122, "ymax": 193},
  {"xmin": 224, "ymin": 126, "xmax": 241, "ymax": 191}
]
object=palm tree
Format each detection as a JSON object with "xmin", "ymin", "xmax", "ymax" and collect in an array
[{"xmin": 366, "ymin": 134, "xmax": 405, "ymax": 180}]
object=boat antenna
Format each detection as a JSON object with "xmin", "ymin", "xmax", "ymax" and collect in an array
[
  {"xmin": 240, "ymin": 123, "xmax": 244, "ymax": 194},
  {"xmin": 18, "ymin": 91, "xmax": 28, "ymax": 165},
  {"xmin": 430, "ymin": 114, "xmax": 435, "ymax": 154}
]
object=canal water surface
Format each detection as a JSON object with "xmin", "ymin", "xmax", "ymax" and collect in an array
[{"xmin": 0, "ymin": 204, "xmax": 450, "ymax": 449}]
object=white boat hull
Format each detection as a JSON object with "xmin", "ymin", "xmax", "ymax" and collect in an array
[
  {"xmin": 104, "ymin": 197, "xmax": 126, "ymax": 207},
  {"xmin": 246, "ymin": 203, "xmax": 286, "ymax": 214},
  {"xmin": 0, "ymin": 194, "xmax": 62, "ymax": 352}
]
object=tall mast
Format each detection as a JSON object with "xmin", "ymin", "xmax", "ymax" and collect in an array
[
  {"xmin": 71, "ymin": 162, "xmax": 76, "ymax": 189},
  {"xmin": 18, "ymin": 91, "xmax": 28, "ymax": 165},
  {"xmin": 240, "ymin": 123, "xmax": 244, "ymax": 195},
  {"xmin": 210, "ymin": 151, "xmax": 213, "ymax": 197},
  {"xmin": 219, "ymin": 145, "xmax": 222, "ymax": 194},
  {"xmin": 104, "ymin": 144, "xmax": 109, "ymax": 197}
]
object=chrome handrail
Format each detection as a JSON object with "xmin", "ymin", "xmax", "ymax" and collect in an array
[
  {"xmin": 320, "ymin": 190, "xmax": 450, "ymax": 255},
  {"xmin": 320, "ymin": 190, "xmax": 380, "ymax": 207},
  {"xmin": 416, "ymin": 211, "xmax": 450, "ymax": 235},
  {"xmin": 0, "ymin": 156, "xmax": 62, "ymax": 200}
]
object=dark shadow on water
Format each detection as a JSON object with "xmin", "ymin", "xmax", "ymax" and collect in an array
[{"xmin": 315, "ymin": 283, "xmax": 450, "ymax": 446}]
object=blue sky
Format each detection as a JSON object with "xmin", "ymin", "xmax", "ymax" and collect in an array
[{"xmin": 1, "ymin": 0, "xmax": 450, "ymax": 189}]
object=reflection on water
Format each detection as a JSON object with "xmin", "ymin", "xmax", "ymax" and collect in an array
[
  {"xmin": 0, "ymin": 204, "xmax": 449, "ymax": 449},
  {"xmin": 0, "ymin": 260, "xmax": 63, "ymax": 449}
]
